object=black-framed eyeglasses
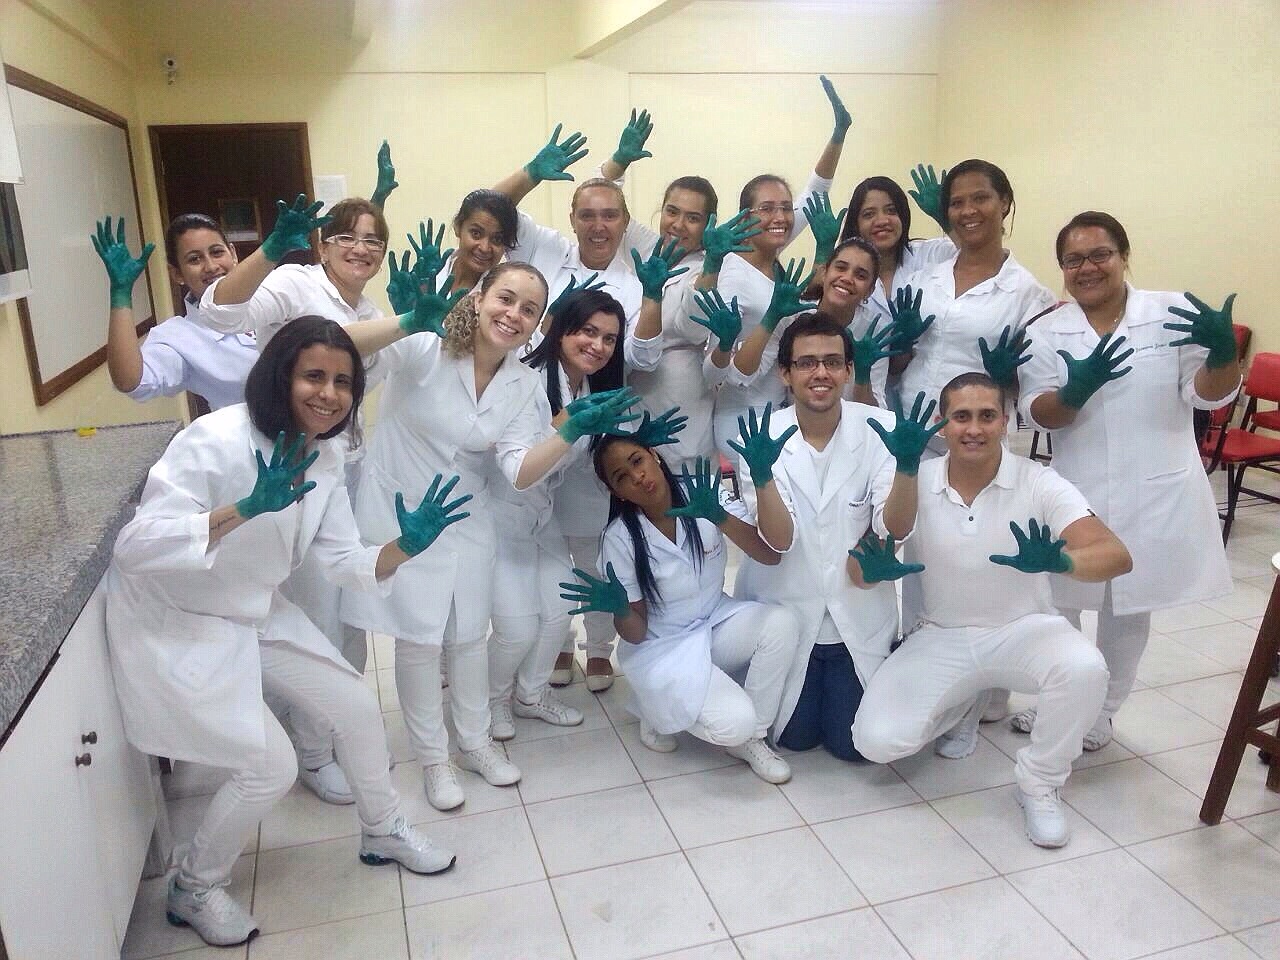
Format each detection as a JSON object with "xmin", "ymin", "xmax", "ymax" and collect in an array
[
  {"xmin": 1061, "ymin": 247, "xmax": 1116, "ymax": 271},
  {"xmin": 789, "ymin": 355, "xmax": 848, "ymax": 372}
]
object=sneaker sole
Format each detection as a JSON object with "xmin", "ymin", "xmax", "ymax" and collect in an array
[
  {"xmin": 549, "ymin": 673, "xmax": 573, "ymax": 688},
  {"xmin": 491, "ymin": 727, "xmax": 516, "ymax": 742},
  {"xmin": 512, "ymin": 707, "xmax": 583, "ymax": 727},
  {"xmin": 359, "ymin": 851, "xmax": 458, "ymax": 875},
  {"xmin": 585, "ymin": 675, "xmax": 614, "ymax": 692},
  {"xmin": 1016, "ymin": 795, "xmax": 1069, "ymax": 848},
  {"xmin": 165, "ymin": 912, "xmax": 259, "ymax": 946},
  {"xmin": 457, "ymin": 760, "xmax": 521, "ymax": 786}
]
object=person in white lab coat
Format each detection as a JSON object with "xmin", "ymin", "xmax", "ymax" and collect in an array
[
  {"xmin": 1008, "ymin": 211, "xmax": 1239, "ymax": 749},
  {"xmin": 95, "ymin": 213, "xmax": 257, "ymax": 412},
  {"xmin": 852, "ymin": 373, "xmax": 1132, "ymax": 848},
  {"xmin": 105, "ymin": 317, "xmax": 461, "ymax": 947},
  {"xmin": 565, "ymin": 436, "xmax": 798, "ymax": 782},
  {"xmin": 733, "ymin": 314, "xmax": 922, "ymax": 760},
  {"xmin": 339, "ymin": 262, "xmax": 641, "ymax": 812}
]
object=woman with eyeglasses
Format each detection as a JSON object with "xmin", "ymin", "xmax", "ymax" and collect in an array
[{"xmin": 1007, "ymin": 210, "xmax": 1239, "ymax": 750}]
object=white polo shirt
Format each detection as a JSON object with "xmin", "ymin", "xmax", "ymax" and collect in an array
[
  {"xmin": 905, "ymin": 449, "xmax": 1091, "ymax": 629},
  {"xmin": 128, "ymin": 299, "xmax": 258, "ymax": 410}
]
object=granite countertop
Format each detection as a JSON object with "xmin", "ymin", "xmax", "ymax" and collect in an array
[{"xmin": 0, "ymin": 420, "xmax": 179, "ymax": 735}]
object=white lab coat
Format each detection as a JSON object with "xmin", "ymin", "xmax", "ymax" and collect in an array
[
  {"xmin": 1018, "ymin": 287, "xmax": 1236, "ymax": 615},
  {"xmin": 104, "ymin": 405, "xmax": 384, "ymax": 768},
  {"xmin": 340, "ymin": 331, "xmax": 549, "ymax": 643},
  {"xmin": 865, "ymin": 236, "xmax": 956, "ymax": 326},
  {"xmin": 733, "ymin": 402, "xmax": 902, "ymax": 733}
]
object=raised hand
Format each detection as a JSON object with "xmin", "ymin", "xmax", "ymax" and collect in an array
[
  {"xmin": 805, "ymin": 191, "xmax": 848, "ymax": 265},
  {"xmin": 525, "ymin": 123, "xmax": 589, "ymax": 184},
  {"xmin": 820, "ymin": 74, "xmax": 852, "ymax": 144},
  {"xmin": 989, "ymin": 518, "xmax": 1073, "ymax": 574},
  {"xmin": 395, "ymin": 474, "xmax": 472, "ymax": 556},
  {"xmin": 850, "ymin": 315, "xmax": 905, "ymax": 385},
  {"xmin": 370, "ymin": 140, "xmax": 398, "ymax": 209},
  {"xmin": 690, "ymin": 288, "xmax": 743, "ymax": 353},
  {"xmin": 979, "ymin": 324, "xmax": 1033, "ymax": 390},
  {"xmin": 613, "ymin": 108, "xmax": 654, "ymax": 167},
  {"xmin": 666, "ymin": 457, "xmax": 729, "ymax": 524},
  {"xmin": 699, "ymin": 209, "xmax": 761, "ymax": 274},
  {"xmin": 548, "ymin": 272, "xmax": 607, "ymax": 320},
  {"xmin": 1056, "ymin": 332, "xmax": 1134, "ymax": 410},
  {"xmin": 558, "ymin": 386, "xmax": 641, "ymax": 444},
  {"xmin": 91, "ymin": 216, "xmax": 154, "ymax": 309},
  {"xmin": 626, "ymin": 407, "xmax": 688, "ymax": 448},
  {"xmin": 908, "ymin": 163, "xmax": 948, "ymax": 231},
  {"xmin": 559, "ymin": 563, "xmax": 631, "ymax": 618},
  {"xmin": 261, "ymin": 194, "xmax": 332, "ymax": 263},
  {"xmin": 632, "ymin": 238, "xmax": 690, "ymax": 302},
  {"xmin": 868, "ymin": 391, "xmax": 946, "ymax": 476},
  {"xmin": 887, "ymin": 284, "xmax": 935, "ymax": 352},
  {"xmin": 1164, "ymin": 292, "xmax": 1239, "ymax": 369},
  {"xmin": 762, "ymin": 258, "xmax": 814, "ymax": 333},
  {"xmin": 398, "ymin": 274, "xmax": 468, "ymax": 337},
  {"xmin": 407, "ymin": 219, "xmax": 454, "ymax": 285},
  {"xmin": 848, "ymin": 533, "xmax": 924, "ymax": 584},
  {"xmin": 386, "ymin": 251, "xmax": 418, "ymax": 315},
  {"xmin": 727, "ymin": 402, "xmax": 798, "ymax": 488},
  {"xmin": 235, "ymin": 432, "xmax": 318, "ymax": 519}
]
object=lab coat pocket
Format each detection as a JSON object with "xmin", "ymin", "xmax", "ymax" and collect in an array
[{"xmin": 162, "ymin": 609, "xmax": 241, "ymax": 692}]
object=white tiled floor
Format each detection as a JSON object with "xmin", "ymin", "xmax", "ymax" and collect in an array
[{"xmin": 123, "ymin": 449, "xmax": 1280, "ymax": 960}]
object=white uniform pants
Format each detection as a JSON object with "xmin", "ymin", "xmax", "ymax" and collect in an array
[
  {"xmin": 1063, "ymin": 581, "xmax": 1151, "ymax": 720},
  {"xmin": 395, "ymin": 609, "xmax": 491, "ymax": 766},
  {"xmin": 561, "ymin": 536, "xmax": 616, "ymax": 660},
  {"xmin": 178, "ymin": 643, "xmax": 399, "ymax": 890},
  {"xmin": 490, "ymin": 535, "xmax": 572, "ymax": 704},
  {"xmin": 853, "ymin": 613, "xmax": 1108, "ymax": 795},
  {"xmin": 689, "ymin": 604, "xmax": 796, "ymax": 745}
]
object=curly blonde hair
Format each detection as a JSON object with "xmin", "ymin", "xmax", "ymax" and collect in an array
[{"xmin": 441, "ymin": 261, "xmax": 548, "ymax": 358}]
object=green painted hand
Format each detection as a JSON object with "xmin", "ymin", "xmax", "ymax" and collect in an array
[
  {"xmin": 887, "ymin": 284, "xmax": 935, "ymax": 352},
  {"xmin": 548, "ymin": 272, "xmax": 607, "ymax": 320},
  {"xmin": 1056, "ymin": 332, "xmax": 1134, "ymax": 410},
  {"xmin": 370, "ymin": 140, "xmax": 398, "ymax": 209},
  {"xmin": 666, "ymin": 457, "xmax": 729, "ymax": 525},
  {"xmin": 261, "ymin": 194, "xmax": 332, "ymax": 263},
  {"xmin": 804, "ymin": 191, "xmax": 847, "ymax": 265},
  {"xmin": 848, "ymin": 533, "xmax": 924, "ymax": 584},
  {"xmin": 559, "ymin": 563, "xmax": 631, "ymax": 618},
  {"xmin": 762, "ymin": 258, "xmax": 813, "ymax": 333},
  {"xmin": 850, "ymin": 315, "xmax": 906, "ymax": 385},
  {"xmin": 398, "ymin": 274, "xmax": 468, "ymax": 337},
  {"xmin": 868, "ymin": 391, "xmax": 946, "ymax": 477},
  {"xmin": 407, "ymin": 219, "xmax": 454, "ymax": 285},
  {"xmin": 632, "ymin": 238, "xmax": 690, "ymax": 302},
  {"xmin": 564, "ymin": 387, "xmax": 630, "ymax": 419},
  {"xmin": 395, "ymin": 474, "xmax": 472, "ymax": 556},
  {"xmin": 91, "ymin": 216, "xmax": 154, "ymax": 309},
  {"xmin": 690, "ymin": 288, "xmax": 743, "ymax": 354},
  {"xmin": 235, "ymin": 432, "xmax": 318, "ymax": 519},
  {"xmin": 558, "ymin": 386, "xmax": 641, "ymax": 444},
  {"xmin": 386, "ymin": 251, "xmax": 418, "ymax": 315},
  {"xmin": 727, "ymin": 402, "xmax": 798, "ymax": 488},
  {"xmin": 989, "ymin": 518, "xmax": 1073, "ymax": 574},
  {"xmin": 1164, "ymin": 292, "xmax": 1239, "ymax": 369},
  {"xmin": 908, "ymin": 163, "xmax": 948, "ymax": 232},
  {"xmin": 626, "ymin": 407, "xmax": 688, "ymax": 448},
  {"xmin": 525, "ymin": 123, "xmax": 589, "ymax": 184},
  {"xmin": 820, "ymin": 75, "xmax": 852, "ymax": 144},
  {"xmin": 613, "ymin": 108, "xmax": 654, "ymax": 166},
  {"xmin": 979, "ymin": 324, "xmax": 1033, "ymax": 390},
  {"xmin": 699, "ymin": 209, "xmax": 761, "ymax": 275}
]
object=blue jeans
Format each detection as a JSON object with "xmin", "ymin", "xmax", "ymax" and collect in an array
[{"xmin": 777, "ymin": 642, "xmax": 866, "ymax": 762}]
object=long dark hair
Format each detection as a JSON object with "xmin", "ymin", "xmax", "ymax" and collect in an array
[
  {"xmin": 452, "ymin": 189, "xmax": 519, "ymax": 251},
  {"xmin": 591, "ymin": 435, "xmax": 704, "ymax": 608},
  {"xmin": 839, "ymin": 175, "xmax": 914, "ymax": 269},
  {"xmin": 523, "ymin": 288, "xmax": 626, "ymax": 415},
  {"xmin": 244, "ymin": 316, "xmax": 365, "ymax": 443}
]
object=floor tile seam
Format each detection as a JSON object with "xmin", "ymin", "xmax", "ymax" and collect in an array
[
  {"xmin": 1236, "ymin": 812, "xmax": 1280, "ymax": 851},
  {"xmin": 247, "ymin": 896, "xmax": 409, "ymax": 941},
  {"xmin": 509, "ymin": 775, "xmax": 583, "ymax": 959},
  {"xmin": 787, "ymin": 792, "xmax": 924, "ymax": 827}
]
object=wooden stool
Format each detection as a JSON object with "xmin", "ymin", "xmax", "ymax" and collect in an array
[{"xmin": 1200, "ymin": 552, "xmax": 1280, "ymax": 824}]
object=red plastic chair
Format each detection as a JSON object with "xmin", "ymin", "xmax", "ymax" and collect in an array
[{"xmin": 1245, "ymin": 352, "xmax": 1280, "ymax": 436}]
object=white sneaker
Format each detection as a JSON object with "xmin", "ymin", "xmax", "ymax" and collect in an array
[
  {"xmin": 423, "ymin": 763, "xmax": 464, "ymax": 811},
  {"xmin": 639, "ymin": 721, "xmax": 677, "ymax": 753},
  {"xmin": 514, "ymin": 692, "xmax": 584, "ymax": 727},
  {"xmin": 1009, "ymin": 707, "xmax": 1037, "ymax": 734},
  {"xmin": 490, "ymin": 699, "xmax": 515, "ymax": 741},
  {"xmin": 981, "ymin": 689, "xmax": 1011, "ymax": 723},
  {"xmin": 360, "ymin": 815, "xmax": 456, "ymax": 875},
  {"xmin": 935, "ymin": 697, "xmax": 986, "ymax": 760},
  {"xmin": 726, "ymin": 738, "xmax": 792, "ymax": 784},
  {"xmin": 299, "ymin": 760, "xmax": 354, "ymax": 805},
  {"xmin": 1017, "ymin": 788, "xmax": 1069, "ymax": 848},
  {"xmin": 458, "ymin": 742, "xmax": 521, "ymax": 786},
  {"xmin": 1083, "ymin": 715, "xmax": 1113, "ymax": 752},
  {"xmin": 166, "ymin": 877, "xmax": 259, "ymax": 946}
]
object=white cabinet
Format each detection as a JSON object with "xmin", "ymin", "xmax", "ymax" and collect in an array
[{"xmin": 0, "ymin": 582, "xmax": 158, "ymax": 960}]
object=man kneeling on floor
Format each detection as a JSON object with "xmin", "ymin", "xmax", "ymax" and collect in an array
[{"xmin": 852, "ymin": 373, "xmax": 1132, "ymax": 847}]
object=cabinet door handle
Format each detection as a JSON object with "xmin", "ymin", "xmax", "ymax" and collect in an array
[
  {"xmin": 75, "ymin": 752, "xmax": 93, "ymax": 767},
  {"xmin": 81, "ymin": 731, "xmax": 98, "ymax": 745}
]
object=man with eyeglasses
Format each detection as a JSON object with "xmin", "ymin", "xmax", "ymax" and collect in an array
[{"xmin": 732, "ymin": 312, "xmax": 919, "ymax": 763}]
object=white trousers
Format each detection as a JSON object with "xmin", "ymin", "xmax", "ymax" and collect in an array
[
  {"xmin": 490, "ymin": 533, "xmax": 572, "ymax": 703},
  {"xmin": 395, "ymin": 612, "xmax": 491, "ymax": 766},
  {"xmin": 1063, "ymin": 581, "xmax": 1152, "ymax": 719},
  {"xmin": 853, "ymin": 613, "xmax": 1108, "ymax": 794},
  {"xmin": 688, "ymin": 604, "xmax": 797, "ymax": 745},
  {"xmin": 179, "ymin": 643, "xmax": 399, "ymax": 890},
  {"xmin": 561, "ymin": 536, "xmax": 617, "ymax": 660}
]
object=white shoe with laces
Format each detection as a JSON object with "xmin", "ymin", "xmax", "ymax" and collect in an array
[
  {"xmin": 1009, "ymin": 707, "xmax": 1037, "ymax": 734},
  {"xmin": 726, "ymin": 738, "xmax": 791, "ymax": 784},
  {"xmin": 639, "ymin": 721, "xmax": 677, "ymax": 753},
  {"xmin": 1017, "ymin": 787, "xmax": 1070, "ymax": 848},
  {"xmin": 1083, "ymin": 715, "xmax": 1113, "ymax": 752},
  {"xmin": 458, "ymin": 741, "xmax": 521, "ymax": 786},
  {"xmin": 490, "ymin": 699, "xmax": 515, "ymax": 741},
  {"xmin": 423, "ymin": 763, "xmax": 464, "ymax": 811},
  {"xmin": 166, "ymin": 877, "xmax": 259, "ymax": 946},
  {"xmin": 514, "ymin": 692, "xmax": 584, "ymax": 727},
  {"xmin": 298, "ymin": 759, "xmax": 354, "ymax": 805},
  {"xmin": 360, "ymin": 815, "xmax": 456, "ymax": 874}
]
